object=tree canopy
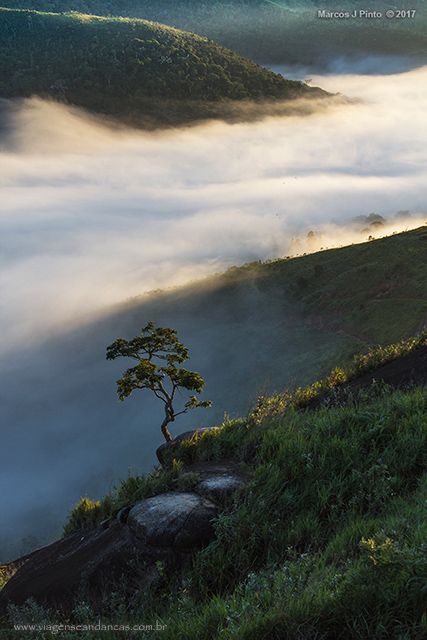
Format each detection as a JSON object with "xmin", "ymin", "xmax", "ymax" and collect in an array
[
  {"xmin": 106, "ymin": 322, "xmax": 211, "ymax": 442},
  {"xmin": 0, "ymin": 8, "xmax": 313, "ymax": 104}
]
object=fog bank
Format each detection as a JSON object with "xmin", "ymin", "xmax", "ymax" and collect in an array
[
  {"xmin": 1, "ymin": 65, "xmax": 426, "ymax": 348},
  {"xmin": 1, "ymin": 63, "xmax": 426, "ymax": 559}
]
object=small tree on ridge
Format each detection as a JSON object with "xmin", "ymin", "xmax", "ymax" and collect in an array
[{"xmin": 106, "ymin": 322, "xmax": 212, "ymax": 442}]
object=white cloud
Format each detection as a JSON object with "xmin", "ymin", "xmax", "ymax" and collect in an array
[{"xmin": 0, "ymin": 63, "xmax": 426, "ymax": 559}]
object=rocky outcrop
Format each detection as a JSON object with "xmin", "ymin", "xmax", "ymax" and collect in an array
[
  {"xmin": 0, "ymin": 521, "xmax": 165, "ymax": 615},
  {"xmin": 0, "ymin": 455, "xmax": 249, "ymax": 616},
  {"xmin": 128, "ymin": 492, "xmax": 218, "ymax": 548},
  {"xmin": 186, "ymin": 459, "xmax": 248, "ymax": 501}
]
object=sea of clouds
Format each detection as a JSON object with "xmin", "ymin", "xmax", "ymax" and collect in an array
[
  {"xmin": 0, "ymin": 61, "xmax": 426, "ymax": 558},
  {"xmin": 1, "ymin": 64, "xmax": 426, "ymax": 348}
]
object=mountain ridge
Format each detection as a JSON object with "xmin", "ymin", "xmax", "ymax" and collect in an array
[
  {"xmin": 2, "ymin": 0, "xmax": 425, "ymax": 69},
  {"xmin": 0, "ymin": 8, "xmax": 332, "ymax": 128}
]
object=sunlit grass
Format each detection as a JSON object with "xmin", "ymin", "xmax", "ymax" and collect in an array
[
  {"xmin": 3, "ymin": 332, "xmax": 426, "ymax": 639},
  {"xmin": 3, "ymin": 383, "xmax": 427, "ymax": 638},
  {"xmin": 62, "ymin": 331, "xmax": 426, "ymax": 533}
]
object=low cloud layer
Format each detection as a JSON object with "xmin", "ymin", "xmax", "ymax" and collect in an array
[
  {"xmin": 0, "ymin": 62, "xmax": 426, "ymax": 559},
  {"xmin": 1, "ymin": 64, "xmax": 426, "ymax": 348}
]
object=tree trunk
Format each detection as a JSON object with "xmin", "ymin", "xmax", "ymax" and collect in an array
[
  {"xmin": 161, "ymin": 418, "xmax": 172, "ymax": 442},
  {"xmin": 160, "ymin": 402, "xmax": 175, "ymax": 442}
]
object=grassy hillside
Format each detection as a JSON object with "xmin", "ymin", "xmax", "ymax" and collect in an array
[
  {"xmin": 1, "ymin": 0, "xmax": 426, "ymax": 67},
  {"xmin": 1, "ymin": 335, "xmax": 426, "ymax": 638},
  {"xmin": 0, "ymin": 228, "xmax": 427, "ymax": 637},
  {"xmin": 271, "ymin": 227, "xmax": 427, "ymax": 347},
  {"xmin": 0, "ymin": 8, "xmax": 329, "ymax": 127},
  {"xmin": 107, "ymin": 226, "xmax": 427, "ymax": 392}
]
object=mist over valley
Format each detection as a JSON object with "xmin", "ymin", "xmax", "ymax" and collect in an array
[{"xmin": 1, "ymin": 50, "xmax": 427, "ymax": 560}]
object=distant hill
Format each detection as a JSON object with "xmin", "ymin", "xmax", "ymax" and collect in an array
[
  {"xmin": 0, "ymin": 8, "xmax": 330, "ymax": 127},
  {"xmin": 1, "ymin": 0, "xmax": 426, "ymax": 67},
  {"xmin": 104, "ymin": 226, "xmax": 427, "ymax": 390}
]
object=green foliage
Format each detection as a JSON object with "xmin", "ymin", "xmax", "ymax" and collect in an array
[
  {"xmin": 112, "ymin": 459, "xmax": 188, "ymax": 505},
  {"xmin": 62, "ymin": 459, "xmax": 200, "ymax": 535},
  {"xmin": 1, "ymin": 0, "xmax": 425, "ymax": 72},
  {"xmin": 116, "ymin": 228, "xmax": 427, "ymax": 417},
  {"xmin": 107, "ymin": 322, "xmax": 211, "ymax": 441},
  {"xmin": 246, "ymin": 330, "xmax": 427, "ymax": 425},
  {"xmin": 62, "ymin": 496, "xmax": 101, "ymax": 535},
  {"xmin": 352, "ymin": 336, "xmax": 427, "ymax": 377},
  {"xmin": 0, "ymin": 565, "xmax": 18, "ymax": 593},
  {"xmin": 0, "ymin": 7, "xmax": 323, "ymax": 127},
  {"xmin": 187, "ymin": 384, "xmax": 426, "ymax": 594},
  {"xmin": 9, "ymin": 381, "xmax": 427, "ymax": 639}
]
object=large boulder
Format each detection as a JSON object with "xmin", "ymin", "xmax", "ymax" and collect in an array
[
  {"xmin": 185, "ymin": 459, "xmax": 248, "ymax": 502},
  {"xmin": 196, "ymin": 475, "xmax": 243, "ymax": 500},
  {"xmin": 0, "ymin": 456, "xmax": 248, "ymax": 616},
  {"xmin": 0, "ymin": 491, "xmax": 219, "ymax": 615},
  {"xmin": 127, "ymin": 492, "xmax": 218, "ymax": 548},
  {"xmin": 0, "ymin": 521, "xmax": 168, "ymax": 615}
]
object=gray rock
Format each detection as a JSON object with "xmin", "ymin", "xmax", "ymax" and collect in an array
[
  {"xmin": 127, "ymin": 492, "xmax": 218, "ymax": 548},
  {"xmin": 0, "ymin": 521, "xmax": 170, "ymax": 615},
  {"xmin": 116, "ymin": 505, "xmax": 132, "ymax": 523},
  {"xmin": 182, "ymin": 458, "xmax": 250, "ymax": 501},
  {"xmin": 196, "ymin": 475, "xmax": 243, "ymax": 500},
  {"xmin": 0, "ymin": 455, "xmax": 249, "ymax": 616}
]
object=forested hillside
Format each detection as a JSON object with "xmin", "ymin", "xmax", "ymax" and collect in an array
[
  {"xmin": 2, "ymin": 0, "xmax": 425, "ymax": 15},
  {"xmin": 1, "ymin": 0, "xmax": 426, "ymax": 66},
  {"xmin": 0, "ymin": 8, "xmax": 329, "ymax": 126}
]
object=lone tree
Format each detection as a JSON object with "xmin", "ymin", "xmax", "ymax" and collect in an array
[{"xmin": 106, "ymin": 322, "xmax": 212, "ymax": 442}]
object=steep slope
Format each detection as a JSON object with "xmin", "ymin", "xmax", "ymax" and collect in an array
[
  {"xmin": 0, "ymin": 227, "xmax": 425, "ymax": 567},
  {"xmin": 103, "ymin": 226, "xmax": 427, "ymax": 385},
  {"xmin": 0, "ymin": 8, "xmax": 329, "ymax": 127},
  {"xmin": 1, "ymin": 337, "xmax": 426, "ymax": 638}
]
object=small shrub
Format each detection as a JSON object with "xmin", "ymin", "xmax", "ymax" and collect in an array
[{"xmin": 63, "ymin": 497, "xmax": 101, "ymax": 535}]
